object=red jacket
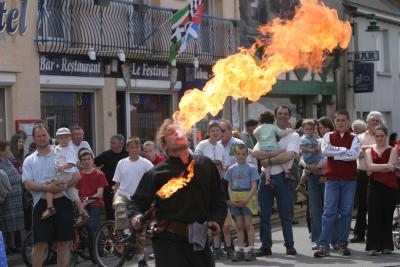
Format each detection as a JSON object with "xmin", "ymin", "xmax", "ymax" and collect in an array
[{"xmin": 325, "ymin": 131, "xmax": 358, "ymax": 180}]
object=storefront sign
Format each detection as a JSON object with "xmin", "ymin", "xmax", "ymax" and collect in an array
[
  {"xmin": 348, "ymin": 51, "xmax": 379, "ymax": 62},
  {"xmin": 131, "ymin": 62, "xmax": 170, "ymax": 80},
  {"xmin": 39, "ymin": 55, "xmax": 104, "ymax": 77},
  {"xmin": 353, "ymin": 62, "xmax": 374, "ymax": 93},
  {"xmin": 0, "ymin": 0, "xmax": 28, "ymax": 35},
  {"xmin": 185, "ymin": 66, "xmax": 211, "ymax": 81}
]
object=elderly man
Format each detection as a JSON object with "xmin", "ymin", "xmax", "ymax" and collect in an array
[
  {"xmin": 252, "ymin": 105, "xmax": 300, "ymax": 256},
  {"xmin": 94, "ymin": 134, "xmax": 128, "ymax": 220},
  {"xmin": 351, "ymin": 111, "xmax": 384, "ymax": 243},
  {"xmin": 22, "ymin": 124, "xmax": 80, "ymax": 267},
  {"xmin": 70, "ymin": 126, "xmax": 93, "ymax": 156}
]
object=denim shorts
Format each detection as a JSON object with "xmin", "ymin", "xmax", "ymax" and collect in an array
[{"xmin": 231, "ymin": 206, "xmax": 253, "ymax": 217}]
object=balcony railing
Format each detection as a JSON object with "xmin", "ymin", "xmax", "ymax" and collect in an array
[{"xmin": 36, "ymin": 0, "xmax": 239, "ymax": 65}]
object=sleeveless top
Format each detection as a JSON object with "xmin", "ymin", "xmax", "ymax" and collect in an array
[{"xmin": 370, "ymin": 147, "xmax": 398, "ymax": 190}]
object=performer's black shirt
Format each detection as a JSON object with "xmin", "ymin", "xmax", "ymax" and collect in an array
[{"xmin": 128, "ymin": 154, "xmax": 227, "ymax": 227}]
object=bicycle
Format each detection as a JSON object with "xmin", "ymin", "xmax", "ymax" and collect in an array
[
  {"xmin": 93, "ymin": 208, "xmax": 153, "ymax": 267},
  {"xmin": 22, "ymin": 197, "xmax": 97, "ymax": 266}
]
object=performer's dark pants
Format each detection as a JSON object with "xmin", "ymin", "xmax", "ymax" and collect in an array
[
  {"xmin": 354, "ymin": 170, "xmax": 369, "ymax": 238},
  {"xmin": 152, "ymin": 231, "xmax": 214, "ymax": 267}
]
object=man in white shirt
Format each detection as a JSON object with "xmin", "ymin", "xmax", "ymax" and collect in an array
[
  {"xmin": 113, "ymin": 137, "xmax": 153, "ymax": 267},
  {"xmin": 70, "ymin": 126, "xmax": 93, "ymax": 157},
  {"xmin": 252, "ymin": 106, "xmax": 300, "ymax": 256}
]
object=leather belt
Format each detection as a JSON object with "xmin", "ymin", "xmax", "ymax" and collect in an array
[{"xmin": 155, "ymin": 219, "xmax": 189, "ymax": 237}]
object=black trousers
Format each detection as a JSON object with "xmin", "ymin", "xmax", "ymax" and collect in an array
[
  {"xmin": 103, "ymin": 186, "xmax": 115, "ymax": 220},
  {"xmin": 354, "ymin": 170, "xmax": 369, "ymax": 237},
  {"xmin": 152, "ymin": 231, "xmax": 214, "ymax": 267},
  {"xmin": 366, "ymin": 180, "xmax": 397, "ymax": 251}
]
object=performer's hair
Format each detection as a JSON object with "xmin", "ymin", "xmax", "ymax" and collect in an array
[{"xmin": 156, "ymin": 119, "xmax": 174, "ymax": 148}]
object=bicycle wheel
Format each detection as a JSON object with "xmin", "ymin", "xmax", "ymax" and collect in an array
[
  {"xmin": 76, "ymin": 225, "xmax": 95, "ymax": 262},
  {"xmin": 93, "ymin": 220, "xmax": 126, "ymax": 267},
  {"xmin": 21, "ymin": 231, "xmax": 49, "ymax": 267}
]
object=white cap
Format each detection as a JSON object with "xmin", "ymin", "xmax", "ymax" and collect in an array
[{"xmin": 56, "ymin": 127, "xmax": 71, "ymax": 136}]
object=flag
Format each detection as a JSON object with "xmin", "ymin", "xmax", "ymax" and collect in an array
[{"xmin": 169, "ymin": 0, "xmax": 204, "ymax": 64}]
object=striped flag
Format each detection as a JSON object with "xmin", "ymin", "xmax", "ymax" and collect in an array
[{"xmin": 169, "ymin": 0, "xmax": 204, "ymax": 64}]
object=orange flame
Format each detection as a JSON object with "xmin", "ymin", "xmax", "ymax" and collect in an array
[
  {"xmin": 173, "ymin": 0, "xmax": 351, "ymax": 131},
  {"xmin": 156, "ymin": 160, "xmax": 195, "ymax": 199}
]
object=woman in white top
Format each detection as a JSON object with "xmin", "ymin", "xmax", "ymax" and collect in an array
[{"xmin": 194, "ymin": 120, "xmax": 225, "ymax": 171}]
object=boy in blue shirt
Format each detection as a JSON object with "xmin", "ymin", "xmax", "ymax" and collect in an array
[{"xmin": 224, "ymin": 144, "xmax": 259, "ymax": 262}]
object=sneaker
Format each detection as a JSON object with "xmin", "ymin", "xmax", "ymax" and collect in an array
[
  {"xmin": 138, "ymin": 259, "xmax": 149, "ymax": 267},
  {"xmin": 213, "ymin": 248, "xmax": 227, "ymax": 259},
  {"xmin": 312, "ymin": 243, "xmax": 319, "ymax": 250},
  {"xmin": 382, "ymin": 249, "xmax": 392, "ymax": 254},
  {"xmin": 368, "ymin": 250, "xmax": 380, "ymax": 256},
  {"xmin": 41, "ymin": 207, "xmax": 56, "ymax": 220},
  {"xmin": 231, "ymin": 250, "xmax": 245, "ymax": 262},
  {"xmin": 286, "ymin": 247, "xmax": 297, "ymax": 255},
  {"xmin": 314, "ymin": 247, "xmax": 330, "ymax": 258},
  {"xmin": 244, "ymin": 249, "xmax": 256, "ymax": 261},
  {"xmin": 226, "ymin": 248, "xmax": 233, "ymax": 259},
  {"xmin": 339, "ymin": 245, "xmax": 351, "ymax": 256},
  {"xmin": 255, "ymin": 247, "xmax": 272, "ymax": 257}
]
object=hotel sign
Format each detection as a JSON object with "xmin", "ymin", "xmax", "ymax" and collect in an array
[
  {"xmin": 39, "ymin": 55, "xmax": 104, "ymax": 77},
  {"xmin": 0, "ymin": 0, "xmax": 28, "ymax": 35}
]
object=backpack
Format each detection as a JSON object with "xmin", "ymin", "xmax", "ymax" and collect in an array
[{"xmin": 0, "ymin": 169, "xmax": 11, "ymax": 203}]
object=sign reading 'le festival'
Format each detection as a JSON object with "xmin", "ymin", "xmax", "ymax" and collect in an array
[
  {"xmin": 131, "ymin": 62, "xmax": 170, "ymax": 80},
  {"xmin": 39, "ymin": 55, "xmax": 104, "ymax": 77},
  {"xmin": 0, "ymin": 0, "xmax": 28, "ymax": 35}
]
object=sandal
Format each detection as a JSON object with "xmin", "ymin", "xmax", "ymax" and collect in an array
[{"xmin": 41, "ymin": 207, "xmax": 56, "ymax": 220}]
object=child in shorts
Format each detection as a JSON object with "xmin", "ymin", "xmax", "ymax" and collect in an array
[
  {"xmin": 41, "ymin": 127, "xmax": 88, "ymax": 223},
  {"xmin": 224, "ymin": 144, "xmax": 259, "ymax": 262},
  {"xmin": 253, "ymin": 110, "xmax": 293, "ymax": 186}
]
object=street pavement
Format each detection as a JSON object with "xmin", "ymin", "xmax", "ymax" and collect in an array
[{"xmin": 9, "ymin": 218, "xmax": 400, "ymax": 267}]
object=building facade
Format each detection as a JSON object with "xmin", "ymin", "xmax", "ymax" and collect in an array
[
  {"xmin": 1, "ymin": 0, "xmax": 239, "ymax": 153},
  {"xmin": 238, "ymin": 0, "xmax": 346, "ymax": 126},
  {"xmin": 344, "ymin": 0, "xmax": 400, "ymax": 134}
]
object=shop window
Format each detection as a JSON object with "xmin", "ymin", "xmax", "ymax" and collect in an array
[
  {"xmin": 0, "ymin": 89, "xmax": 5, "ymax": 140},
  {"xmin": 129, "ymin": 94, "xmax": 171, "ymax": 142},
  {"xmin": 41, "ymin": 92, "xmax": 94, "ymax": 148}
]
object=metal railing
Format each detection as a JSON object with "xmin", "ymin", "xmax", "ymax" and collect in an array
[{"xmin": 36, "ymin": 0, "xmax": 239, "ymax": 65}]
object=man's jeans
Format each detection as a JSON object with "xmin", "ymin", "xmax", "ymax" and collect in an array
[
  {"xmin": 318, "ymin": 179, "xmax": 357, "ymax": 249},
  {"xmin": 307, "ymin": 174, "xmax": 325, "ymax": 244},
  {"xmin": 258, "ymin": 172, "xmax": 294, "ymax": 249}
]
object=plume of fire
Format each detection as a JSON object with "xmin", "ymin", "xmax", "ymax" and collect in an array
[
  {"xmin": 173, "ymin": 0, "xmax": 351, "ymax": 131},
  {"xmin": 156, "ymin": 160, "xmax": 195, "ymax": 199}
]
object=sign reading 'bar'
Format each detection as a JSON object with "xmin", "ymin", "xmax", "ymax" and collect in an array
[{"xmin": 348, "ymin": 50, "xmax": 379, "ymax": 62}]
